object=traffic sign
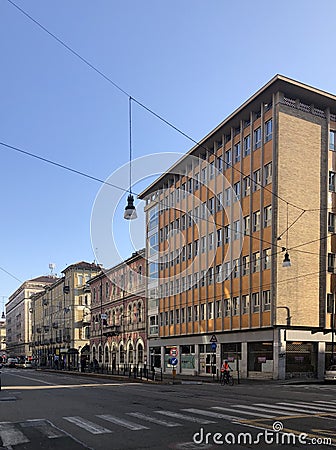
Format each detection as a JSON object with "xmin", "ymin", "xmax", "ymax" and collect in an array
[
  {"xmin": 211, "ymin": 342, "xmax": 217, "ymax": 351},
  {"xmin": 170, "ymin": 357, "xmax": 178, "ymax": 366},
  {"xmin": 170, "ymin": 347, "xmax": 178, "ymax": 357},
  {"xmin": 210, "ymin": 334, "xmax": 218, "ymax": 343}
]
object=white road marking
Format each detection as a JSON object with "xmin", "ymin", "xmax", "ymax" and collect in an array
[
  {"xmin": 182, "ymin": 408, "xmax": 241, "ymax": 421},
  {"xmin": 212, "ymin": 405, "xmax": 277, "ymax": 418},
  {"xmin": 278, "ymin": 402, "xmax": 336, "ymax": 413},
  {"xmin": 127, "ymin": 412, "xmax": 181, "ymax": 427},
  {"xmin": 64, "ymin": 416, "xmax": 112, "ymax": 434},
  {"xmin": 155, "ymin": 410, "xmax": 216, "ymax": 424},
  {"xmin": 9, "ymin": 373, "xmax": 55, "ymax": 385},
  {"xmin": 0, "ymin": 422, "xmax": 30, "ymax": 446},
  {"xmin": 253, "ymin": 403, "xmax": 314, "ymax": 415},
  {"xmin": 234, "ymin": 403, "xmax": 297, "ymax": 416},
  {"xmin": 20, "ymin": 419, "xmax": 64, "ymax": 438},
  {"xmin": 97, "ymin": 414, "xmax": 149, "ymax": 430}
]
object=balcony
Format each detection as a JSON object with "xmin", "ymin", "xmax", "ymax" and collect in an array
[{"xmin": 102, "ymin": 324, "xmax": 120, "ymax": 337}]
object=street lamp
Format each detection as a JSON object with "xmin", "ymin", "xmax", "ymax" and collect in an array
[{"xmin": 124, "ymin": 97, "xmax": 137, "ymax": 221}]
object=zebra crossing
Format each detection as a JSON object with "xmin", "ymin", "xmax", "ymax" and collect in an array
[{"xmin": 1, "ymin": 399, "xmax": 336, "ymax": 447}]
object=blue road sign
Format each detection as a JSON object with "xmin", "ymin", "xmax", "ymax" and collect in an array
[
  {"xmin": 170, "ymin": 357, "xmax": 178, "ymax": 366},
  {"xmin": 211, "ymin": 342, "xmax": 217, "ymax": 351}
]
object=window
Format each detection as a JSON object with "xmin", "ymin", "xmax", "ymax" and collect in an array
[
  {"xmin": 252, "ymin": 210, "xmax": 261, "ymax": 232},
  {"xmin": 176, "ymin": 189, "xmax": 180, "ymax": 203},
  {"xmin": 181, "ymin": 184, "xmax": 186, "ymax": 199},
  {"xmin": 253, "ymin": 169, "xmax": 261, "ymax": 191},
  {"xmin": 217, "ymin": 192, "xmax": 223, "ymax": 211},
  {"xmin": 331, "ymin": 130, "xmax": 336, "ymax": 151},
  {"xmin": 208, "ymin": 302, "xmax": 214, "ymax": 319},
  {"xmin": 242, "ymin": 255, "xmax": 250, "ymax": 276},
  {"xmin": 225, "ymin": 149, "xmax": 232, "ymax": 169},
  {"xmin": 243, "ymin": 215, "xmax": 250, "ymax": 235},
  {"xmin": 234, "ymin": 142, "xmax": 241, "ymax": 163},
  {"xmin": 194, "ymin": 305, "xmax": 199, "ymax": 321},
  {"xmin": 233, "ymin": 181, "xmax": 240, "ymax": 201},
  {"xmin": 187, "ymin": 179, "xmax": 192, "ymax": 194},
  {"xmin": 224, "ymin": 188, "xmax": 231, "ymax": 207},
  {"xmin": 252, "ymin": 292, "xmax": 260, "ymax": 312},
  {"xmin": 224, "ymin": 298, "xmax": 231, "ymax": 317},
  {"xmin": 233, "ymin": 220, "xmax": 240, "ymax": 240},
  {"xmin": 164, "ymin": 312, "xmax": 168, "ymax": 325},
  {"xmin": 181, "ymin": 246, "xmax": 186, "ymax": 261},
  {"xmin": 217, "ymin": 228, "xmax": 222, "ymax": 246},
  {"xmin": 215, "ymin": 265, "xmax": 223, "ymax": 283},
  {"xmin": 224, "ymin": 225, "xmax": 230, "ymax": 244},
  {"xmin": 200, "ymin": 271, "xmax": 206, "ymax": 287},
  {"xmin": 200, "ymin": 304, "xmax": 205, "ymax": 320},
  {"xmin": 187, "ymin": 243, "xmax": 192, "ymax": 259},
  {"xmin": 208, "ymin": 197, "xmax": 215, "ymax": 214},
  {"xmin": 243, "ymin": 177, "xmax": 250, "ymax": 197},
  {"xmin": 188, "ymin": 210, "xmax": 193, "ymax": 227},
  {"xmin": 263, "ymin": 248, "xmax": 271, "ymax": 270},
  {"xmin": 264, "ymin": 205, "xmax": 272, "ymax": 228},
  {"xmin": 254, "ymin": 127, "xmax": 261, "ymax": 149},
  {"xmin": 194, "ymin": 273, "xmax": 199, "ymax": 288},
  {"xmin": 209, "ymin": 161, "xmax": 215, "ymax": 179},
  {"xmin": 243, "ymin": 134, "xmax": 251, "ymax": 157},
  {"xmin": 169, "ymin": 310, "xmax": 174, "ymax": 325},
  {"xmin": 201, "ymin": 167, "xmax": 207, "ymax": 184},
  {"xmin": 201, "ymin": 202, "xmax": 207, "ymax": 219},
  {"xmin": 328, "ymin": 253, "xmax": 336, "ymax": 273},
  {"xmin": 263, "ymin": 290, "xmax": 271, "ymax": 311},
  {"xmin": 194, "ymin": 239, "xmax": 199, "ymax": 256},
  {"xmin": 175, "ymin": 309, "xmax": 180, "ymax": 324},
  {"xmin": 194, "ymin": 206, "xmax": 199, "ymax": 222},
  {"xmin": 194, "ymin": 173, "xmax": 200, "ymax": 190},
  {"xmin": 327, "ymin": 293, "xmax": 334, "ymax": 313},
  {"xmin": 216, "ymin": 300, "xmax": 222, "ymax": 318},
  {"xmin": 242, "ymin": 295, "xmax": 249, "ymax": 314},
  {"xmin": 187, "ymin": 306, "xmax": 192, "ymax": 322},
  {"xmin": 181, "ymin": 308, "xmax": 185, "ymax": 323},
  {"xmin": 232, "ymin": 297, "xmax": 239, "ymax": 315},
  {"xmin": 188, "ymin": 275, "xmax": 192, "ymax": 290},
  {"xmin": 208, "ymin": 232, "xmax": 214, "ymax": 250},
  {"xmin": 328, "ymin": 212, "xmax": 336, "ymax": 232},
  {"xmin": 181, "ymin": 214, "xmax": 186, "ymax": 230},
  {"xmin": 201, "ymin": 236, "xmax": 206, "ymax": 253},
  {"xmin": 264, "ymin": 162, "xmax": 272, "ymax": 185},
  {"xmin": 224, "ymin": 261, "xmax": 231, "ymax": 279},
  {"xmin": 265, "ymin": 119, "xmax": 272, "ymax": 142},
  {"xmin": 217, "ymin": 156, "xmax": 223, "ymax": 173},
  {"xmin": 329, "ymin": 171, "xmax": 336, "ymax": 192},
  {"xmin": 233, "ymin": 259, "xmax": 240, "ymax": 278},
  {"xmin": 252, "ymin": 252, "xmax": 260, "ymax": 273}
]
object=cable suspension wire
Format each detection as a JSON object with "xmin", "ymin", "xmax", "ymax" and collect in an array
[
  {"xmin": 0, "ymin": 265, "xmax": 23, "ymax": 283},
  {"xmin": 5, "ymin": 0, "xmax": 306, "ymax": 213},
  {"xmin": 129, "ymin": 97, "xmax": 132, "ymax": 194}
]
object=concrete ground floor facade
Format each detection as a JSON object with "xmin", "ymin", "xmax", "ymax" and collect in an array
[{"xmin": 148, "ymin": 328, "xmax": 336, "ymax": 380}]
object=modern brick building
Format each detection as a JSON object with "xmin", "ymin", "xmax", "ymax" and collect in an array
[
  {"xmin": 89, "ymin": 249, "xmax": 146, "ymax": 371},
  {"xmin": 139, "ymin": 74, "xmax": 336, "ymax": 380}
]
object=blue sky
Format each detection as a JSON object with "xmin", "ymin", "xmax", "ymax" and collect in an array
[{"xmin": 1, "ymin": 0, "xmax": 335, "ymax": 307}]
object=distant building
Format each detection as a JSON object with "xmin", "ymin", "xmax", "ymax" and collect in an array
[
  {"xmin": 6, "ymin": 276, "xmax": 57, "ymax": 358},
  {"xmin": 0, "ymin": 318, "xmax": 6, "ymax": 361},
  {"xmin": 31, "ymin": 261, "xmax": 101, "ymax": 369},
  {"xmin": 89, "ymin": 250, "xmax": 146, "ymax": 370}
]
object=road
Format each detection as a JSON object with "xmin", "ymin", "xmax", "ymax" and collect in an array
[{"xmin": 0, "ymin": 368, "xmax": 335, "ymax": 449}]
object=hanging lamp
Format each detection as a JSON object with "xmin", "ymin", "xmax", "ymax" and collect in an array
[{"xmin": 124, "ymin": 97, "xmax": 137, "ymax": 220}]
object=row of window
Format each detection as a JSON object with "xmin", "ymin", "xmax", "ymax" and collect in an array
[
  {"xmin": 159, "ymin": 248, "xmax": 271, "ymax": 296},
  {"xmin": 158, "ymin": 206, "xmax": 272, "ymax": 254},
  {"xmin": 159, "ymin": 290, "xmax": 271, "ymax": 325},
  {"xmin": 160, "ymin": 162, "xmax": 273, "ymax": 211},
  {"xmin": 92, "ymin": 268, "xmax": 143, "ymax": 303},
  {"xmin": 91, "ymin": 301, "xmax": 144, "ymax": 328}
]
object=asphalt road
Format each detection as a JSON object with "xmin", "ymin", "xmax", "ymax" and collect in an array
[{"xmin": 0, "ymin": 368, "xmax": 335, "ymax": 449}]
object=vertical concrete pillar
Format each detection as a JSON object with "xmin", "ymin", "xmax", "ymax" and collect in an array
[
  {"xmin": 160, "ymin": 345, "xmax": 165, "ymax": 372},
  {"xmin": 241, "ymin": 342, "xmax": 248, "ymax": 378},
  {"xmin": 318, "ymin": 341, "xmax": 325, "ymax": 380},
  {"xmin": 274, "ymin": 328, "xmax": 286, "ymax": 380},
  {"xmin": 194, "ymin": 344, "xmax": 199, "ymax": 376}
]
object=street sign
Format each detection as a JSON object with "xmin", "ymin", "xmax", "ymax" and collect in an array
[
  {"xmin": 170, "ymin": 347, "xmax": 178, "ymax": 357},
  {"xmin": 210, "ymin": 334, "xmax": 218, "ymax": 343},
  {"xmin": 170, "ymin": 357, "xmax": 178, "ymax": 366},
  {"xmin": 211, "ymin": 342, "xmax": 217, "ymax": 351}
]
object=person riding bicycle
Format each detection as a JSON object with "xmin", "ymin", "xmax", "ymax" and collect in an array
[{"xmin": 220, "ymin": 360, "xmax": 232, "ymax": 383}]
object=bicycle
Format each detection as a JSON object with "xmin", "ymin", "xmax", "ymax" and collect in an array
[{"xmin": 220, "ymin": 372, "xmax": 234, "ymax": 386}]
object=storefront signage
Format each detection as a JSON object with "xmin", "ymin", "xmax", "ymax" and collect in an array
[{"xmin": 257, "ymin": 356, "xmax": 266, "ymax": 363}]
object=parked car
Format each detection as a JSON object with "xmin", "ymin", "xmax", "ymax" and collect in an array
[
  {"xmin": 6, "ymin": 357, "xmax": 18, "ymax": 368},
  {"xmin": 22, "ymin": 361, "xmax": 33, "ymax": 369},
  {"xmin": 324, "ymin": 365, "xmax": 336, "ymax": 382}
]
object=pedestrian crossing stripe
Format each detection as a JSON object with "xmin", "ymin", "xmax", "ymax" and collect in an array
[
  {"xmin": 97, "ymin": 414, "xmax": 149, "ymax": 430},
  {"xmin": 64, "ymin": 416, "xmax": 112, "ymax": 434}
]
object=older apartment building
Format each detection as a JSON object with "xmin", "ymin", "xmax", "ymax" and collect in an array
[
  {"xmin": 89, "ymin": 250, "xmax": 146, "ymax": 371},
  {"xmin": 139, "ymin": 74, "xmax": 336, "ymax": 380},
  {"xmin": 31, "ymin": 262, "xmax": 100, "ymax": 368}
]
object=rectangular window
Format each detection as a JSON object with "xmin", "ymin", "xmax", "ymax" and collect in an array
[
  {"xmin": 200, "ymin": 303, "xmax": 205, "ymax": 320},
  {"xmin": 209, "ymin": 161, "xmax": 215, "ymax": 179},
  {"xmin": 254, "ymin": 127, "xmax": 261, "ymax": 150},
  {"xmin": 330, "ymin": 130, "xmax": 336, "ymax": 151},
  {"xmin": 252, "ymin": 252, "xmax": 260, "ymax": 273},
  {"xmin": 264, "ymin": 205, "xmax": 272, "ymax": 228},
  {"xmin": 263, "ymin": 290, "xmax": 271, "ymax": 311},
  {"xmin": 242, "ymin": 255, "xmax": 250, "ymax": 276},
  {"xmin": 224, "ymin": 298, "xmax": 231, "ymax": 317},
  {"xmin": 264, "ymin": 162, "xmax": 272, "ymax": 185},
  {"xmin": 263, "ymin": 248, "xmax": 271, "ymax": 270},
  {"xmin": 201, "ymin": 270, "xmax": 206, "ymax": 287},
  {"xmin": 175, "ymin": 309, "xmax": 180, "ymax": 324},
  {"xmin": 194, "ymin": 239, "xmax": 199, "ymax": 256},
  {"xmin": 194, "ymin": 305, "xmax": 199, "ymax": 321},
  {"xmin": 327, "ymin": 293, "xmax": 334, "ymax": 314},
  {"xmin": 328, "ymin": 212, "xmax": 336, "ymax": 232},
  {"xmin": 234, "ymin": 142, "xmax": 241, "ymax": 163},
  {"xmin": 194, "ymin": 206, "xmax": 199, "ymax": 222},
  {"xmin": 201, "ymin": 202, "xmax": 207, "ymax": 219},
  {"xmin": 253, "ymin": 169, "xmax": 261, "ymax": 191},
  {"xmin": 243, "ymin": 177, "xmax": 250, "ymax": 197},
  {"xmin": 181, "ymin": 215, "xmax": 186, "ymax": 230},
  {"xmin": 208, "ymin": 197, "xmax": 215, "ymax": 214},
  {"xmin": 328, "ymin": 253, "xmax": 336, "ymax": 273},
  {"xmin": 217, "ymin": 156, "xmax": 223, "ymax": 173},
  {"xmin": 224, "ymin": 225, "xmax": 230, "ymax": 244},
  {"xmin": 217, "ymin": 192, "xmax": 223, "ymax": 211},
  {"xmin": 208, "ymin": 267, "xmax": 214, "ymax": 284},
  {"xmin": 234, "ymin": 181, "xmax": 240, "ymax": 201},
  {"xmin": 252, "ymin": 292, "xmax": 260, "ymax": 312},
  {"xmin": 215, "ymin": 264, "xmax": 223, "ymax": 283},
  {"xmin": 187, "ymin": 243, "xmax": 192, "ymax": 259},
  {"xmin": 187, "ymin": 306, "xmax": 192, "ymax": 322},
  {"xmin": 265, "ymin": 119, "xmax": 273, "ymax": 142},
  {"xmin": 243, "ymin": 215, "xmax": 250, "ymax": 235},
  {"xmin": 164, "ymin": 312, "xmax": 168, "ymax": 325},
  {"xmin": 224, "ymin": 188, "xmax": 231, "ymax": 207},
  {"xmin": 208, "ymin": 232, "xmax": 214, "ymax": 250},
  {"xmin": 194, "ymin": 272, "xmax": 199, "ymax": 288},
  {"xmin": 169, "ymin": 310, "xmax": 174, "ymax": 325},
  {"xmin": 252, "ymin": 210, "xmax": 261, "ymax": 232},
  {"xmin": 176, "ymin": 189, "xmax": 180, "ymax": 203},
  {"xmin": 216, "ymin": 300, "xmax": 222, "ymax": 318},
  {"xmin": 329, "ymin": 171, "xmax": 336, "ymax": 192},
  {"xmin": 194, "ymin": 173, "xmax": 200, "ymax": 190},
  {"xmin": 242, "ymin": 294, "xmax": 249, "ymax": 314},
  {"xmin": 201, "ymin": 167, "xmax": 207, "ymax": 184},
  {"xmin": 232, "ymin": 296, "xmax": 239, "ymax": 315},
  {"xmin": 243, "ymin": 134, "xmax": 251, "ymax": 156},
  {"xmin": 217, "ymin": 228, "xmax": 222, "ymax": 247},
  {"xmin": 233, "ymin": 259, "xmax": 240, "ymax": 278},
  {"xmin": 181, "ymin": 308, "xmax": 185, "ymax": 323},
  {"xmin": 188, "ymin": 274, "xmax": 192, "ymax": 290},
  {"xmin": 233, "ymin": 220, "xmax": 240, "ymax": 240},
  {"xmin": 208, "ymin": 302, "xmax": 214, "ymax": 319},
  {"xmin": 181, "ymin": 183, "xmax": 186, "ymax": 199},
  {"xmin": 225, "ymin": 149, "xmax": 232, "ymax": 169},
  {"xmin": 224, "ymin": 261, "xmax": 231, "ymax": 279}
]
